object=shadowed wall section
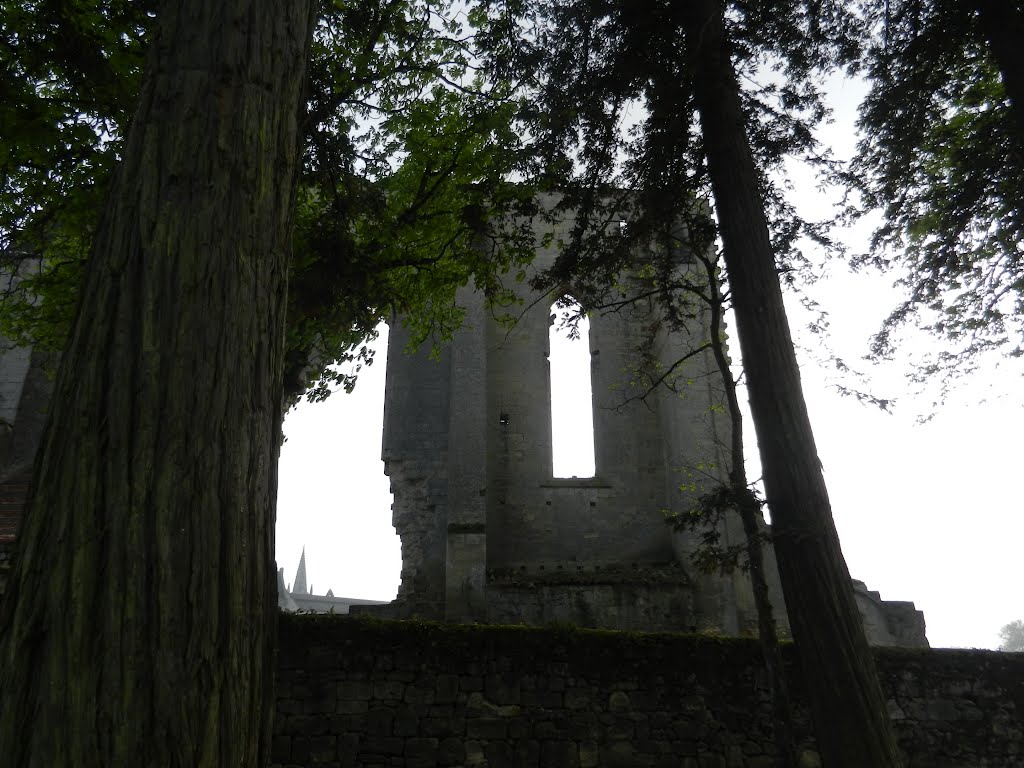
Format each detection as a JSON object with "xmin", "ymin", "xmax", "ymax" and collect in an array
[{"xmin": 271, "ymin": 616, "xmax": 1023, "ymax": 768}]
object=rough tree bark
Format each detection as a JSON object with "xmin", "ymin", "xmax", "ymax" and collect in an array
[
  {"xmin": 0, "ymin": 1, "xmax": 316, "ymax": 766},
  {"xmin": 698, "ymin": 250, "xmax": 797, "ymax": 768},
  {"xmin": 680, "ymin": 1, "xmax": 905, "ymax": 766}
]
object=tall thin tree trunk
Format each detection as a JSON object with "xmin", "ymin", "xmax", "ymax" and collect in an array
[
  {"xmin": 0, "ymin": 1, "xmax": 316, "ymax": 766},
  {"xmin": 680, "ymin": 1, "xmax": 904, "ymax": 766},
  {"xmin": 699, "ymin": 251, "xmax": 797, "ymax": 768}
]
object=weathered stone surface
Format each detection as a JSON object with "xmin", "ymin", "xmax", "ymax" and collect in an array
[
  {"xmin": 601, "ymin": 740, "xmax": 636, "ymax": 768},
  {"xmin": 269, "ymin": 617, "xmax": 1024, "ymax": 767},
  {"xmin": 375, "ymin": 198, "xmax": 756, "ymax": 635},
  {"xmin": 366, "ymin": 198, "xmax": 926, "ymax": 648},
  {"xmin": 364, "ymin": 707, "xmax": 394, "ymax": 736},
  {"xmin": 404, "ymin": 737, "xmax": 439, "ymax": 767},
  {"xmin": 393, "ymin": 704, "xmax": 420, "ymax": 737},
  {"xmin": 607, "ymin": 691, "xmax": 631, "ymax": 712},
  {"xmin": 467, "ymin": 717, "xmax": 508, "ymax": 740},
  {"xmin": 542, "ymin": 739, "xmax": 580, "ymax": 768},
  {"xmin": 437, "ymin": 736, "xmax": 466, "ymax": 766},
  {"xmin": 435, "ymin": 674, "xmax": 459, "ymax": 704}
]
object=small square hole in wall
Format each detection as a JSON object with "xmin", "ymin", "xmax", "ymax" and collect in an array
[{"xmin": 545, "ymin": 500, "xmax": 551, "ymax": 506}]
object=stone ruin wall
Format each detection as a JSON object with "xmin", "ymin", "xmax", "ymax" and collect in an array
[
  {"xmin": 377, "ymin": 198, "xmax": 764, "ymax": 636},
  {"xmin": 271, "ymin": 616, "xmax": 1023, "ymax": 768},
  {"xmin": 376, "ymin": 199, "xmax": 926, "ymax": 646}
]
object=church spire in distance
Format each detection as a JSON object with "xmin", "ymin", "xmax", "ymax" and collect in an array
[{"xmin": 292, "ymin": 547, "xmax": 308, "ymax": 595}]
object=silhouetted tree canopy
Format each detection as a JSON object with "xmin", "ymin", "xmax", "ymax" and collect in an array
[
  {"xmin": 854, "ymin": 0, "xmax": 1024, "ymax": 392},
  {"xmin": 0, "ymin": 0, "xmax": 538, "ymax": 403},
  {"xmin": 999, "ymin": 619, "xmax": 1024, "ymax": 652},
  {"xmin": 475, "ymin": 2, "xmax": 904, "ymax": 765}
]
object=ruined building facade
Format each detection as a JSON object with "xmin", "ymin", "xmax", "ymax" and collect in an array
[
  {"xmin": 373, "ymin": 204, "xmax": 927, "ymax": 646},
  {"xmin": 0, "ymin": 217, "xmax": 927, "ymax": 645}
]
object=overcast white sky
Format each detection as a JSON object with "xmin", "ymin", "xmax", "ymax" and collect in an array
[{"xmin": 275, "ymin": 76, "xmax": 1023, "ymax": 650}]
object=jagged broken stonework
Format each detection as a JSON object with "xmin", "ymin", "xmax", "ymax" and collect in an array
[{"xmin": 369, "ymin": 200, "xmax": 928, "ymax": 647}]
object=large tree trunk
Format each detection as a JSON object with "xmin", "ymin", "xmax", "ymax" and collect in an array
[
  {"xmin": 0, "ymin": 1, "xmax": 316, "ymax": 766},
  {"xmin": 680, "ymin": 1, "xmax": 904, "ymax": 766},
  {"xmin": 975, "ymin": 0, "xmax": 1024, "ymax": 140}
]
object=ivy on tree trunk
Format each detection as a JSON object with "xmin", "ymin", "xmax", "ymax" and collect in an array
[{"xmin": 0, "ymin": 1, "xmax": 316, "ymax": 765}]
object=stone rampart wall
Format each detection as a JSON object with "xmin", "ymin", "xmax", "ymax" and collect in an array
[{"xmin": 273, "ymin": 615, "xmax": 1023, "ymax": 768}]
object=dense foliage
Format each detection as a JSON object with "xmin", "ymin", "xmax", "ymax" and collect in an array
[
  {"xmin": 854, "ymin": 0, "xmax": 1024, "ymax": 389},
  {"xmin": 0, "ymin": 0, "xmax": 150, "ymax": 349},
  {"xmin": 475, "ymin": 0, "xmax": 853, "ymax": 306},
  {"xmin": 999, "ymin": 619, "xmax": 1024, "ymax": 652},
  {"xmin": 0, "ymin": 0, "xmax": 538, "ymax": 403},
  {"xmin": 286, "ymin": 1, "xmax": 537, "ymax": 400}
]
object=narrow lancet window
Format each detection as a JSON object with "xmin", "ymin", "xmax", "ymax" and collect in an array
[{"xmin": 549, "ymin": 297, "xmax": 596, "ymax": 478}]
